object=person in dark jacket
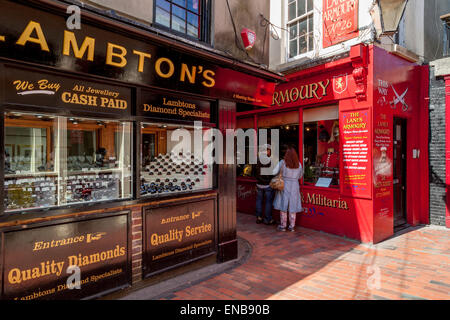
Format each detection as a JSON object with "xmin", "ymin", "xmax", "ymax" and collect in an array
[{"xmin": 255, "ymin": 144, "xmax": 276, "ymax": 225}]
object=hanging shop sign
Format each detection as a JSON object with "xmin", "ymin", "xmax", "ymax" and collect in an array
[
  {"xmin": 3, "ymin": 65, "xmax": 131, "ymax": 116},
  {"xmin": 0, "ymin": 1, "xmax": 275, "ymax": 106},
  {"xmin": 139, "ymin": 90, "xmax": 211, "ymax": 122},
  {"xmin": 341, "ymin": 109, "xmax": 371, "ymax": 198},
  {"xmin": 144, "ymin": 199, "xmax": 215, "ymax": 276},
  {"xmin": 323, "ymin": 0, "xmax": 359, "ymax": 48},
  {"xmin": 1, "ymin": 213, "xmax": 130, "ymax": 300}
]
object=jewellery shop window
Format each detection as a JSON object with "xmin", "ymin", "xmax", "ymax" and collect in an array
[
  {"xmin": 303, "ymin": 105, "xmax": 339, "ymax": 188},
  {"xmin": 4, "ymin": 112, "xmax": 133, "ymax": 212},
  {"xmin": 236, "ymin": 117, "xmax": 256, "ymax": 178},
  {"xmin": 140, "ymin": 123, "xmax": 213, "ymax": 196}
]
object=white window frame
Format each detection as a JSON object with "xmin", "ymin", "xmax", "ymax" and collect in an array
[{"xmin": 285, "ymin": 0, "xmax": 315, "ymax": 61}]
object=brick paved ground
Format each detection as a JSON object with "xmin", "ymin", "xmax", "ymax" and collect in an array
[{"xmin": 163, "ymin": 213, "xmax": 450, "ymax": 300}]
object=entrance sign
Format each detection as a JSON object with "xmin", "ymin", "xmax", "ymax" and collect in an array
[{"xmin": 144, "ymin": 199, "xmax": 215, "ymax": 276}]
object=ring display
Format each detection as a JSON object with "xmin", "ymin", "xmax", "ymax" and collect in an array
[{"xmin": 140, "ymin": 123, "xmax": 213, "ymax": 196}]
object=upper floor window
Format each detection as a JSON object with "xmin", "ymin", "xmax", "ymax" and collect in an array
[
  {"xmin": 154, "ymin": 0, "xmax": 202, "ymax": 40},
  {"xmin": 442, "ymin": 14, "xmax": 450, "ymax": 57},
  {"xmin": 287, "ymin": 0, "xmax": 314, "ymax": 58}
]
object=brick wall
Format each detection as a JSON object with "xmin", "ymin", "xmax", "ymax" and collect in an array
[{"xmin": 429, "ymin": 66, "xmax": 446, "ymax": 226}]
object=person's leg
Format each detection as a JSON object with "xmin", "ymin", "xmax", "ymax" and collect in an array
[
  {"xmin": 263, "ymin": 187, "xmax": 274, "ymax": 224},
  {"xmin": 288, "ymin": 212, "xmax": 296, "ymax": 231},
  {"xmin": 278, "ymin": 211, "xmax": 287, "ymax": 231},
  {"xmin": 255, "ymin": 187, "xmax": 263, "ymax": 223}
]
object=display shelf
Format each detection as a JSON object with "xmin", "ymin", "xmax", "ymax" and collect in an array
[{"xmin": 140, "ymin": 152, "xmax": 213, "ymax": 196}]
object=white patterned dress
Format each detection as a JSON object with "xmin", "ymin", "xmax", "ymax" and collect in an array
[{"xmin": 272, "ymin": 160, "xmax": 303, "ymax": 213}]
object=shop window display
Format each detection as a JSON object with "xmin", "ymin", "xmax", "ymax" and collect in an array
[
  {"xmin": 303, "ymin": 119, "xmax": 340, "ymax": 187},
  {"xmin": 140, "ymin": 123, "xmax": 213, "ymax": 196},
  {"xmin": 4, "ymin": 112, "xmax": 132, "ymax": 212},
  {"xmin": 236, "ymin": 127, "xmax": 257, "ymax": 178},
  {"xmin": 303, "ymin": 106, "xmax": 339, "ymax": 187},
  {"xmin": 235, "ymin": 124, "xmax": 299, "ymax": 178},
  {"xmin": 261, "ymin": 125, "xmax": 299, "ymax": 161}
]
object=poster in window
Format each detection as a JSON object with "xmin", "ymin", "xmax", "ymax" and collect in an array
[{"xmin": 341, "ymin": 109, "xmax": 371, "ymax": 198}]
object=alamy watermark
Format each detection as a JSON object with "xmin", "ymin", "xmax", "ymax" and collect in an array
[
  {"xmin": 169, "ymin": 121, "xmax": 280, "ymax": 175},
  {"xmin": 66, "ymin": 5, "xmax": 81, "ymax": 30},
  {"xmin": 366, "ymin": 265, "xmax": 381, "ymax": 290}
]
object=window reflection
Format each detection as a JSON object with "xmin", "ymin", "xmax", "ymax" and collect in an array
[{"xmin": 154, "ymin": 0, "xmax": 202, "ymax": 40}]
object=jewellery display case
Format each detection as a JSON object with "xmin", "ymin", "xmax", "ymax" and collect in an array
[
  {"xmin": 3, "ymin": 112, "xmax": 132, "ymax": 212},
  {"xmin": 140, "ymin": 124, "xmax": 213, "ymax": 196}
]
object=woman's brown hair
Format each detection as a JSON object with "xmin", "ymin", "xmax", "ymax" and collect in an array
[{"xmin": 284, "ymin": 147, "xmax": 299, "ymax": 169}]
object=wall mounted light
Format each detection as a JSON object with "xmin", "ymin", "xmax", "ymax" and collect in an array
[{"xmin": 370, "ymin": 0, "xmax": 408, "ymax": 37}]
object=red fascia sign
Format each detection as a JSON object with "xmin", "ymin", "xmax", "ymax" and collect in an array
[
  {"xmin": 323, "ymin": 0, "xmax": 359, "ymax": 48},
  {"xmin": 271, "ymin": 71, "xmax": 354, "ymax": 108}
]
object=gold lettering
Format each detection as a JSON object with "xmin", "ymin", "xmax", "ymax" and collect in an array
[
  {"xmin": 180, "ymin": 63, "xmax": 197, "ymax": 84},
  {"xmin": 13, "ymin": 80, "xmax": 34, "ymax": 91},
  {"xmin": 79, "ymin": 94, "xmax": 87, "ymax": 105},
  {"xmin": 272, "ymin": 91, "xmax": 280, "ymax": 106},
  {"xmin": 279, "ymin": 90, "xmax": 290, "ymax": 104},
  {"xmin": 307, "ymin": 193, "xmax": 314, "ymax": 204},
  {"xmin": 202, "ymin": 70, "xmax": 215, "ymax": 87},
  {"xmin": 16, "ymin": 21, "xmax": 49, "ymax": 51},
  {"xmin": 33, "ymin": 241, "xmax": 43, "ymax": 251},
  {"xmin": 155, "ymin": 57, "xmax": 174, "ymax": 78},
  {"xmin": 310, "ymin": 82, "xmax": 320, "ymax": 99},
  {"xmin": 299, "ymin": 85, "xmax": 308, "ymax": 100},
  {"xmin": 318, "ymin": 79, "xmax": 330, "ymax": 97},
  {"xmin": 8, "ymin": 269, "xmax": 21, "ymax": 284},
  {"xmin": 100, "ymin": 97, "xmax": 109, "ymax": 107},
  {"xmin": 63, "ymin": 31, "xmax": 95, "ymax": 61},
  {"xmin": 0, "ymin": 35, "xmax": 4, "ymax": 42},
  {"xmin": 106, "ymin": 43, "xmax": 127, "ymax": 68},
  {"xmin": 62, "ymin": 92, "xmax": 71, "ymax": 103},
  {"xmin": 290, "ymin": 87, "xmax": 299, "ymax": 102},
  {"xmin": 133, "ymin": 50, "xmax": 151, "ymax": 73},
  {"xmin": 304, "ymin": 193, "xmax": 349, "ymax": 210},
  {"xmin": 88, "ymin": 95, "xmax": 97, "ymax": 106}
]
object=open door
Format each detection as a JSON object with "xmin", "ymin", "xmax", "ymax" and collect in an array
[{"xmin": 393, "ymin": 118, "xmax": 407, "ymax": 228}]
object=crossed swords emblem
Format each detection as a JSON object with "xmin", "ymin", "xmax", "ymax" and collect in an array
[{"xmin": 390, "ymin": 85, "xmax": 409, "ymax": 111}]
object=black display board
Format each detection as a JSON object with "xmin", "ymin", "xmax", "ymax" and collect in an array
[
  {"xmin": 144, "ymin": 199, "xmax": 216, "ymax": 276},
  {"xmin": 1, "ymin": 212, "xmax": 131, "ymax": 300},
  {"xmin": 139, "ymin": 90, "xmax": 211, "ymax": 122},
  {"xmin": 3, "ymin": 65, "xmax": 131, "ymax": 116}
]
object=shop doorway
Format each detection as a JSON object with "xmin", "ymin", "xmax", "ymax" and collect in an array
[{"xmin": 393, "ymin": 118, "xmax": 407, "ymax": 228}]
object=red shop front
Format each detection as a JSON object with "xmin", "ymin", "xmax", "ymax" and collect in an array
[{"xmin": 236, "ymin": 44, "xmax": 429, "ymax": 243}]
